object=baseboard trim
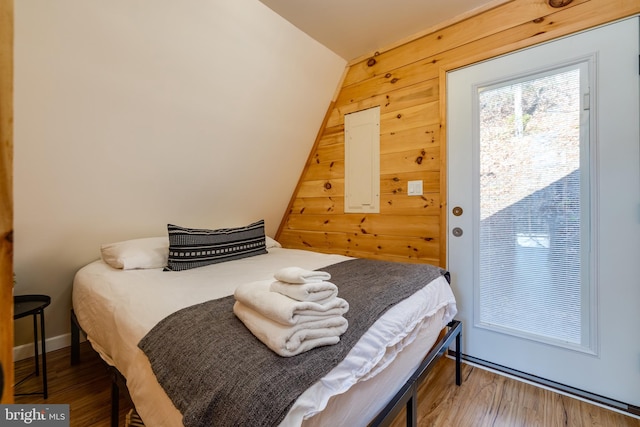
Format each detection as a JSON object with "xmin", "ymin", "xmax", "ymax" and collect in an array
[
  {"xmin": 457, "ymin": 353, "xmax": 640, "ymax": 420},
  {"xmin": 13, "ymin": 333, "xmax": 85, "ymax": 362}
]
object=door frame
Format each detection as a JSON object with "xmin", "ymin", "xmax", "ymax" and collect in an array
[
  {"xmin": 443, "ymin": 17, "xmax": 640, "ymax": 414},
  {"xmin": 0, "ymin": 0, "xmax": 14, "ymax": 404}
]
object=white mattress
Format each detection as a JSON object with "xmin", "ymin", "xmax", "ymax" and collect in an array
[{"xmin": 72, "ymin": 247, "xmax": 457, "ymax": 427}]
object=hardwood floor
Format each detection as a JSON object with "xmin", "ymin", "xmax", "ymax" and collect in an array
[
  {"xmin": 14, "ymin": 342, "xmax": 133, "ymax": 426},
  {"xmin": 391, "ymin": 359, "xmax": 640, "ymax": 427},
  {"xmin": 13, "ymin": 342, "xmax": 640, "ymax": 427}
]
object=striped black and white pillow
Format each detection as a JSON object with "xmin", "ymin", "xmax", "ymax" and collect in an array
[{"xmin": 164, "ymin": 220, "xmax": 267, "ymax": 271}]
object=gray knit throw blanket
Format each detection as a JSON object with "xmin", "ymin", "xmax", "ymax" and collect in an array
[{"xmin": 138, "ymin": 258, "xmax": 448, "ymax": 427}]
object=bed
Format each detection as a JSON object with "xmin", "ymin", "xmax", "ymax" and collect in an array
[{"xmin": 71, "ymin": 225, "xmax": 460, "ymax": 427}]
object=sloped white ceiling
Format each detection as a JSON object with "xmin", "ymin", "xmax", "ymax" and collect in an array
[
  {"xmin": 13, "ymin": 0, "xmax": 347, "ymax": 341},
  {"xmin": 259, "ymin": 0, "xmax": 506, "ymax": 60}
]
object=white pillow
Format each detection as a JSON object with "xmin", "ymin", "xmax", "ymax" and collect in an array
[
  {"xmin": 265, "ymin": 236, "xmax": 282, "ymax": 249},
  {"xmin": 101, "ymin": 237, "xmax": 169, "ymax": 270},
  {"xmin": 101, "ymin": 235, "xmax": 280, "ymax": 269}
]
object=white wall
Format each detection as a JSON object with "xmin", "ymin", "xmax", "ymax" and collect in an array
[{"xmin": 13, "ymin": 0, "xmax": 346, "ymax": 345}]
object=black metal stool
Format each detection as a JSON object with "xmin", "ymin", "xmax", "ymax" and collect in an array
[{"xmin": 14, "ymin": 294, "xmax": 51, "ymax": 398}]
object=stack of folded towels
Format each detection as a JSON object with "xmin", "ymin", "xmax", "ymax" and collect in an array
[{"xmin": 233, "ymin": 267, "xmax": 349, "ymax": 357}]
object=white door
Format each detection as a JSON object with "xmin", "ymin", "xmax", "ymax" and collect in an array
[{"xmin": 447, "ymin": 17, "xmax": 640, "ymax": 408}]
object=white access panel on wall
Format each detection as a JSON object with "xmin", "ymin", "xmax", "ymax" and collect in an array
[{"xmin": 344, "ymin": 106, "xmax": 380, "ymax": 213}]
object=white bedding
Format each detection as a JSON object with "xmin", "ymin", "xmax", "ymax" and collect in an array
[{"xmin": 72, "ymin": 247, "xmax": 457, "ymax": 426}]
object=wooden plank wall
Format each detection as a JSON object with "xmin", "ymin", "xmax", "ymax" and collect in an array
[
  {"xmin": 275, "ymin": 0, "xmax": 640, "ymax": 267},
  {"xmin": 0, "ymin": 0, "xmax": 13, "ymax": 404}
]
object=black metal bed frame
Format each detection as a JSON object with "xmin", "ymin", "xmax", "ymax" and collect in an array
[
  {"xmin": 70, "ymin": 309, "xmax": 462, "ymax": 427},
  {"xmin": 71, "ymin": 310, "xmax": 124, "ymax": 427},
  {"xmin": 369, "ymin": 319, "xmax": 462, "ymax": 427}
]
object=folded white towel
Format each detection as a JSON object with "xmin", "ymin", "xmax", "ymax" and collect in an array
[
  {"xmin": 233, "ymin": 301, "xmax": 348, "ymax": 357},
  {"xmin": 234, "ymin": 280, "xmax": 349, "ymax": 326},
  {"xmin": 269, "ymin": 280, "xmax": 338, "ymax": 303},
  {"xmin": 274, "ymin": 267, "xmax": 331, "ymax": 284}
]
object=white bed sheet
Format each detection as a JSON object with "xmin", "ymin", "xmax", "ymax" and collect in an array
[{"xmin": 72, "ymin": 247, "xmax": 457, "ymax": 427}]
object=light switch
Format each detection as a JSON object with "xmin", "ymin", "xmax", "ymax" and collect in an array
[{"xmin": 408, "ymin": 180, "xmax": 423, "ymax": 196}]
